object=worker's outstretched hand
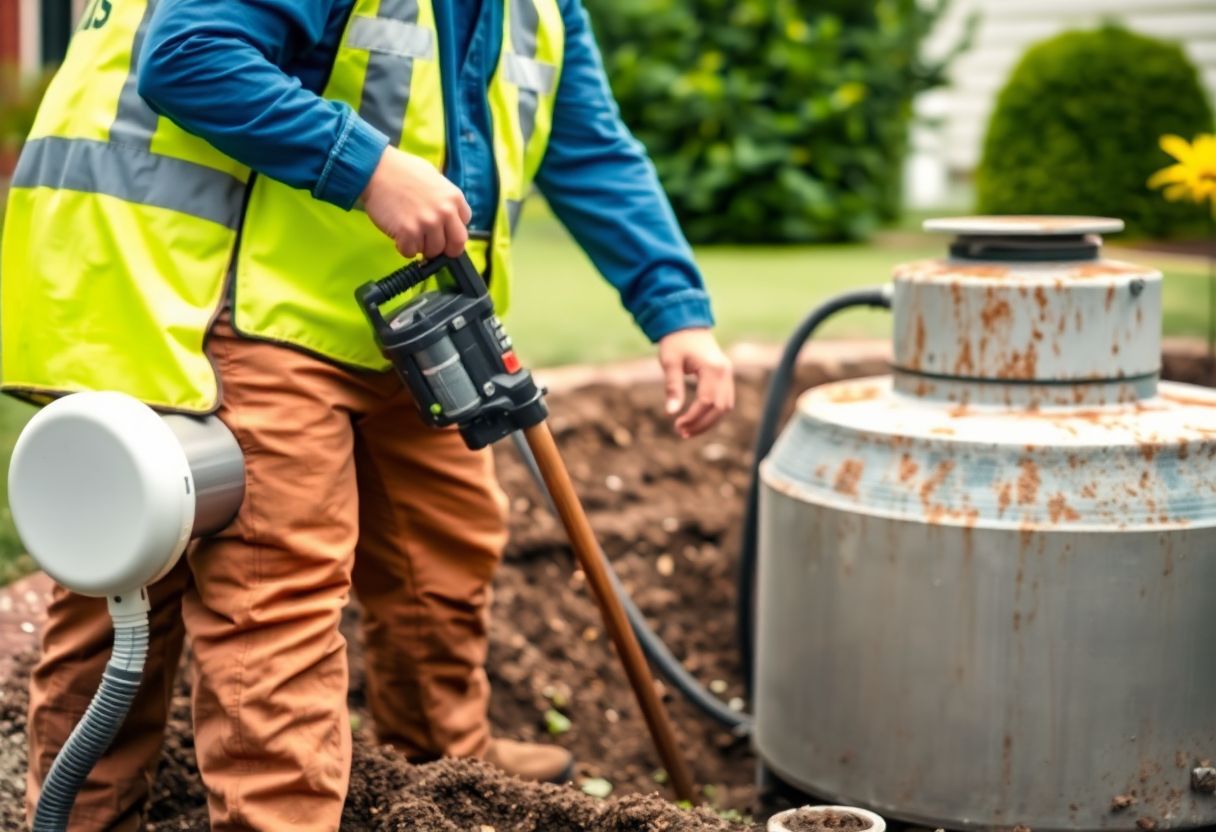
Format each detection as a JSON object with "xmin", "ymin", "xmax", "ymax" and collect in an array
[
  {"xmin": 659, "ymin": 328, "xmax": 735, "ymax": 438},
  {"xmin": 363, "ymin": 147, "xmax": 472, "ymax": 259}
]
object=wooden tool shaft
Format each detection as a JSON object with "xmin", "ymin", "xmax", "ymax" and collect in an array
[{"xmin": 522, "ymin": 423, "xmax": 697, "ymax": 804}]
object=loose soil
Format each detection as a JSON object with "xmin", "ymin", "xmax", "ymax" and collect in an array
[
  {"xmin": 0, "ymin": 361, "xmax": 858, "ymax": 831},
  {"xmin": 780, "ymin": 808, "xmax": 871, "ymax": 832},
  {"xmin": 2, "ymin": 349, "xmax": 1210, "ymax": 830}
]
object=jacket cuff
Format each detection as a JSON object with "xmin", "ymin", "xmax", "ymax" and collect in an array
[
  {"xmin": 634, "ymin": 288, "xmax": 716, "ymax": 343},
  {"xmin": 313, "ymin": 110, "xmax": 390, "ymax": 210}
]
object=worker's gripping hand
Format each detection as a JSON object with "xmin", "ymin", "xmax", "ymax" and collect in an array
[
  {"xmin": 658, "ymin": 328, "xmax": 735, "ymax": 438},
  {"xmin": 362, "ymin": 146, "xmax": 472, "ymax": 259}
]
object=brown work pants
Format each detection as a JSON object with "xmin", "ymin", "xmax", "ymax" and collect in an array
[{"xmin": 25, "ymin": 316, "xmax": 509, "ymax": 830}]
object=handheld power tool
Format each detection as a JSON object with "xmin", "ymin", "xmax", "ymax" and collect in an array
[{"xmin": 356, "ymin": 253, "xmax": 697, "ymax": 803}]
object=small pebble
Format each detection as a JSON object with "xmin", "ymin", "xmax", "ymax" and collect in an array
[
  {"xmin": 728, "ymin": 697, "xmax": 746, "ymax": 712},
  {"xmin": 512, "ymin": 498, "xmax": 530, "ymax": 513},
  {"xmin": 709, "ymin": 679, "xmax": 728, "ymax": 695},
  {"xmin": 604, "ymin": 709, "xmax": 619, "ymax": 724},
  {"xmin": 611, "ymin": 427, "xmax": 633, "ymax": 447},
  {"xmin": 605, "ymin": 475, "xmax": 623, "ymax": 492},
  {"xmin": 20, "ymin": 622, "xmax": 34, "ymax": 634},
  {"xmin": 480, "ymin": 826, "xmax": 497, "ymax": 832},
  {"xmin": 702, "ymin": 443, "xmax": 728, "ymax": 462},
  {"xmin": 661, "ymin": 517, "xmax": 680, "ymax": 533},
  {"xmin": 581, "ymin": 777, "xmax": 614, "ymax": 799},
  {"xmin": 583, "ymin": 627, "xmax": 599, "ymax": 642},
  {"xmin": 0, "ymin": 596, "xmax": 12, "ymax": 612},
  {"xmin": 656, "ymin": 554, "xmax": 675, "ymax": 577}
]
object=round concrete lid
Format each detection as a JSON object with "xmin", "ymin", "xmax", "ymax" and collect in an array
[{"xmin": 924, "ymin": 216, "xmax": 1125, "ymax": 236}]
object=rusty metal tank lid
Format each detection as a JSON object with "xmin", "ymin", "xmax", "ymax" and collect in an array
[{"xmin": 923, "ymin": 216, "xmax": 1125, "ymax": 236}]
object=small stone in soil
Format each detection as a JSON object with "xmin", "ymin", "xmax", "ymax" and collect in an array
[
  {"xmin": 1112, "ymin": 793, "xmax": 1137, "ymax": 811},
  {"xmin": 1137, "ymin": 818, "xmax": 1157, "ymax": 831},
  {"xmin": 782, "ymin": 808, "xmax": 870, "ymax": 832}
]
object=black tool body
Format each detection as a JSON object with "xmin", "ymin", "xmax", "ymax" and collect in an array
[{"xmin": 356, "ymin": 253, "xmax": 547, "ymax": 449}]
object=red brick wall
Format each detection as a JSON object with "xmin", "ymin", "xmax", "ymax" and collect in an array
[{"xmin": 0, "ymin": 0, "xmax": 20, "ymax": 67}]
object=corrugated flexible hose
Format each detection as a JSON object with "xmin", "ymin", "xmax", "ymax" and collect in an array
[{"xmin": 32, "ymin": 613, "xmax": 149, "ymax": 832}]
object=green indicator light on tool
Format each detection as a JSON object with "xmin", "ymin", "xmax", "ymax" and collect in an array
[{"xmin": 430, "ymin": 403, "xmax": 443, "ymax": 415}]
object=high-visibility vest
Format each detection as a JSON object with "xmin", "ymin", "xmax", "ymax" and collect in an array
[{"xmin": 1, "ymin": 0, "xmax": 563, "ymax": 413}]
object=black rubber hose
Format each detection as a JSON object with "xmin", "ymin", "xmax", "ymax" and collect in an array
[
  {"xmin": 509, "ymin": 287, "xmax": 890, "ymax": 733},
  {"xmin": 737, "ymin": 287, "xmax": 892, "ymax": 694},
  {"xmin": 510, "ymin": 431, "xmax": 750, "ymax": 733},
  {"xmin": 33, "ymin": 620, "xmax": 149, "ymax": 832}
]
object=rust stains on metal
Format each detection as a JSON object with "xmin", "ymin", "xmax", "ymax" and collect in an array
[
  {"xmin": 824, "ymin": 382, "xmax": 881, "ymax": 404},
  {"xmin": 996, "ymin": 482, "xmax": 1014, "ymax": 516},
  {"xmin": 920, "ymin": 460, "xmax": 955, "ymax": 506},
  {"xmin": 1161, "ymin": 389, "xmax": 1216, "ymax": 408},
  {"xmin": 1048, "ymin": 493, "xmax": 1081, "ymax": 524},
  {"xmin": 954, "ymin": 339, "xmax": 975, "ymax": 375},
  {"xmin": 981, "ymin": 295, "xmax": 1013, "ymax": 329},
  {"xmin": 912, "ymin": 315, "xmax": 927, "ymax": 370},
  {"xmin": 833, "ymin": 459, "xmax": 865, "ymax": 497},
  {"xmin": 1017, "ymin": 459, "xmax": 1040, "ymax": 505},
  {"xmin": 1073, "ymin": 261, "xmax": 1142, "ymax": 277},
  {"xmin": 898, "ymin": 454, "xmax": 919, "ymax": 483},
  {"xmin": 1033, "ymin": 286, "xmax": 1049, "ymax": 321}
]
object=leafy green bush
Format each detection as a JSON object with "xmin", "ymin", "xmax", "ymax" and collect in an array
[
  {"xmin": 0, "ymin": 65, "xmax": 53, "ymax": 157},
  {"xmin": 976, "ymin": 25, "xmax": 1214, "ymax": 238},
  {"xmin": 583, "ymin": 0, "xmax": 967, "ymax": 243}
]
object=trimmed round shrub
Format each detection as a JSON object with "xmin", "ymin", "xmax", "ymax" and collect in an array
[{"xmin": 976, "ymin": 25, "xmax": 1214, "ymax": 238}]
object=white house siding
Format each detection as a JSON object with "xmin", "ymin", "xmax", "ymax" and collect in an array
[{"xmin": 922, "ymin": 0, "xmax": 1216, "ymax": 177}]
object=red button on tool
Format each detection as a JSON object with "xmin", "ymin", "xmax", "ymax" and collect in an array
[{"xmin": 502, "ymin": 350, "xmax": 521, "ymax": 373}]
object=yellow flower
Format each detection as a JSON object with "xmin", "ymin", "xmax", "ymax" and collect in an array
[{"xmin": 1148, "ymin": 133, "xmax": 1216, "ymax": 212}]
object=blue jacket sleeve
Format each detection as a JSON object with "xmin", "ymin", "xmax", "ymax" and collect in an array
[
  {"xmin": 137, "ymin": 0, "xmax": 388, "ymax": 210},
  {"xmin": 535, "ymin": 1, "xmax": 714, "ymax": 343}
]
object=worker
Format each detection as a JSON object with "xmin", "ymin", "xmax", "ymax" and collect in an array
[{"xmin": 2, "ymin": 0, "xmax": 734, "ymax": 829}]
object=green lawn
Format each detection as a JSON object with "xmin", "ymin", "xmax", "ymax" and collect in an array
[{"xmin": 0, "ymin": 198, "xmax": 1211, "ymax": 573}]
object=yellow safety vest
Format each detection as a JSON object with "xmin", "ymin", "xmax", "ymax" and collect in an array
[{"xmin": 1, "ymin": 0, "xmax": 563, "ymax": 412}]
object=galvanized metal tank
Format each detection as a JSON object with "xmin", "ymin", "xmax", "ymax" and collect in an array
[{"xmin": 754, "ymin": 217, "xmax": 1216, "ymax": 832}]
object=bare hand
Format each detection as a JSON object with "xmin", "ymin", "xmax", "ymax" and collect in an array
[
  {"xmin": 362, "ymin": 146, "xmax": 471, "ymax": 259},
  {"xmin": 658, "ymin": 328, "xmax": 734, "ymax": 438}
]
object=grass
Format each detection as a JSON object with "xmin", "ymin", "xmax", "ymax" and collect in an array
[{"xmin": 0, "ymin": 197, "xmax": 1212, "ymax": 574}]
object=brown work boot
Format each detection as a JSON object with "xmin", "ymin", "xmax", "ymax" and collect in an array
[{"xmin": 484, "ymin": 738, "xmax": 575, "ymax": 784}]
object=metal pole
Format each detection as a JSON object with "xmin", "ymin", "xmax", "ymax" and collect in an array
[{"xmin": 521, "ymin": 422, "xmax": 697, "ymax": 804}]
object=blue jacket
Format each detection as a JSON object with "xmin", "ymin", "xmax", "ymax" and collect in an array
[{"xmin": 138, "ymin": 0, "xmax": 714, "ymax": 342}]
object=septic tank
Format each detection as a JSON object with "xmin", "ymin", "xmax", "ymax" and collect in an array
[{"xmin": 754, "ymin": 217, "xmax": 1216, "ymax": 831}]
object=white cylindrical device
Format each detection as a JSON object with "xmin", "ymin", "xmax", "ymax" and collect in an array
[{"xmin": 8, "ymin": 391, "xmax": 245, "ymax": 597}]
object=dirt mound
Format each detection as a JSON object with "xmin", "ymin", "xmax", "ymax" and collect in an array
[
  {"xmin": 2, "ymin": 364, "xmax": 857, "ymax": 830},
  {"xmin": 6, "ymin": 346, "xmax": 1211, "ymax": 829},
  {"xmin": 0, "ymin": 653, "xmax": 762, "ymax": 831}
]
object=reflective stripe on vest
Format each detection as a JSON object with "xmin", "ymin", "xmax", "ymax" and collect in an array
[
  {"xmin": 234, "ymin": 0, "xmax": 564, "ymax": 371},
  {"xmin": 487, "ymin": 0, "xmax": 563, "ymax": 299},
  {"xmin": 1, "ymin": 0, "xmax": 563, "ymax": 409},
  {"xmin": 1, "ymin": 0, "xmax": 251, "ymax": 412}
]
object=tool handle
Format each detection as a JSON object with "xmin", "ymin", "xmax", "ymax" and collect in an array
[
  {"xmin": 522, "ymin": 422, "xmax": 698, "ymax": 804},
  {"xmin": 355, "ymin": 252, "xmax": 490, "ymax": 335}
]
